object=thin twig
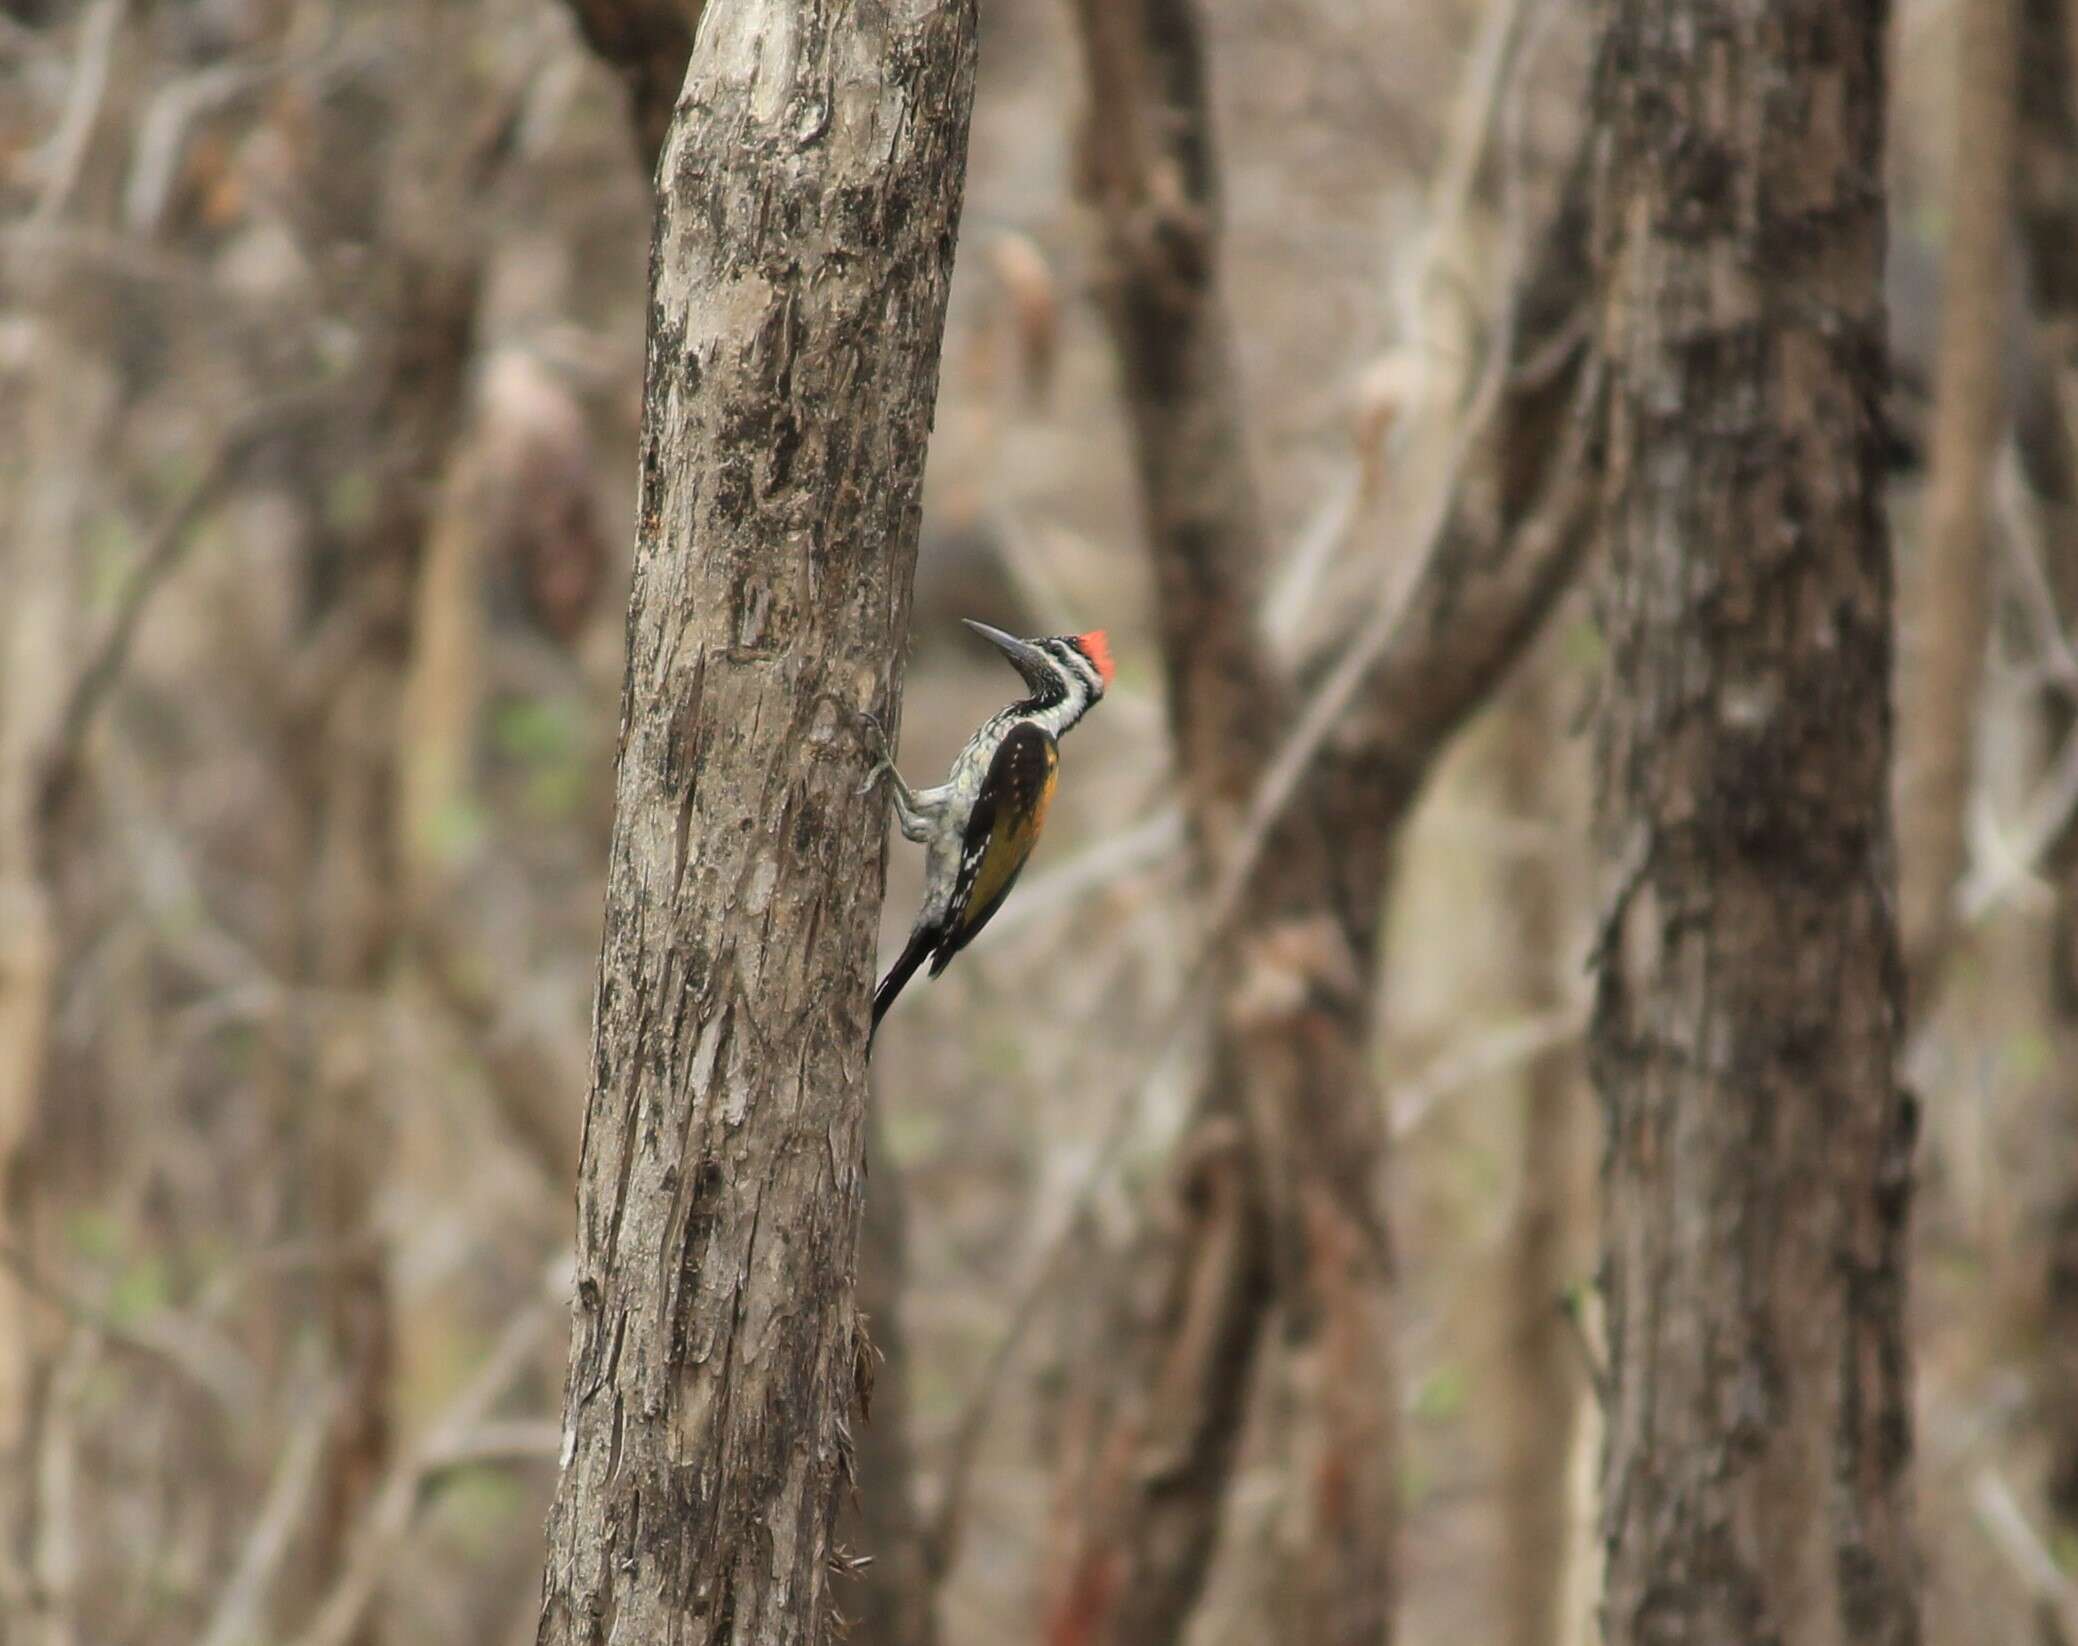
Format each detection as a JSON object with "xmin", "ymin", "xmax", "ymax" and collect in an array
[
  {"xmin": 1556, "ymin": 1286, "xmax": 1609, "ymax": 1411},
  {"xmin": 1389, "ymin": 1005, "xmax": 1588, "ymax": 1140},
  {"xmin": 921, "ymin": 1008, "xmax": 1202, "ymax": 1580},
  {"xmin": 1970, "ymin": 1469, "xmax": 2078, "ymax": 1646},
  {"xmin": 420, "ymin": 1418, "xmax": 561, "ymax": 1473},
  {"xmin": 1998, "ymin": 445, "xmax": 2078, "ymax": 690},
  {"xmin": 42, "ymin": 385, "xmax": 339, "ymax": 817},
  {"xmin": 284, "ymin": 1299, "xmax": 557, "ymax": 1646},
  {"xmin": 198, "ymin": 1378, "xmax": 344, "ymax": 1646},
  {"xmin": 0, "ymin": 1241, "xmax": 258, "ymax": 1413},
  {"xmin": 984, "ymin": 805, "xmax": 1183, "ymax": 942},
  {"xmin": 29, "ymin": 0, "xmax": 125, "ymax": 228},
  {"xmin": 1959, "ymin": 709, "xmax": 2078, "ymax": 919}
]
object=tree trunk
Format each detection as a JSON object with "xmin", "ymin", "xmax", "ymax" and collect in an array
[
  {"xmin": 1587, "ymin": 2, "xmax": 1921, "ymax": 1643},
  {"xmin": 1897, "ymin": 0, "xmax": 2015, "ymax": 993},
  {"xmin": 2013, "ymin": 0, "xmax": 2078, "ymax": 1538},
  {"xmin": 299, "ymin": 246, "xmax": 483, "ymax": 1646},
  {"xmin": 532, "ymin": 5, "xmax": 980, "ymax": 1644},
  {"xmin": 0, "ymin": 293, "xmax": 115, "ymax": 1643}
]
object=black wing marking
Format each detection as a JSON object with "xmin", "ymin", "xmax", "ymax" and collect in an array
[{"xmin": 928, "ymin": 721, "xmax": 1059, "ymax": 975}]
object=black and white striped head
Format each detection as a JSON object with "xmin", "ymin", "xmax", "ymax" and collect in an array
[{"xmin": 965, "ymin": 620, "xmax": 1113, "ymax": 732}]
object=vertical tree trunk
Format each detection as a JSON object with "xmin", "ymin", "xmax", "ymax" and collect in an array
[
  {"xmin": 532, "ymin": 5, "xmax": 980, "ymax": 1643},
  {"xmin": 300, "ymin": 246, "xmax": 483, "ymax": 1646},
  {"xmin": 0, "ymin": 301, "xmax": 114, "ymax": 1639},
  {"xmin": 1587, "ymin": 3, "xmax": 1921, "ymax": 1644},
  {"xmin": 2013, "ymin": 0, "xmax": 2078, "ymax": 1537},
  {"xmin": 1897, "ymin": 0, "xmax": 2016, "ymax": 991}
]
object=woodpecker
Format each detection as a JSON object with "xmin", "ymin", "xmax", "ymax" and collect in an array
[{"xmin": 864, "ymin": 619, "xmax": 1114, "ymax": 1041}]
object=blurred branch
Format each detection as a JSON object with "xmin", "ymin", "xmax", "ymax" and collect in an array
[
  {"xmin": 198, "ymin": 1378, "xmax": 344, "ymax": 1646},
  {"xmin": 407, "ymin": 920, "xmax": 582, "ymax": 1187},
  {"xmin": 284, "ymin": 1300, "xmax": 555, "ymax": 1646},
  {"xmin": 1899, "ymin": 0, "xmax": 2017, "ymax": 1002},
  {"xmin": 0, "ymin": 1242, "xmax": 259, "ymax": 1414},
  {"xmin": 1044, "ymin": 0, "xmax": 1593, "ymax": 1628},
  {"xmin": 29, "ymin": 0, "xmax": 124, "ymax": 227},
  {"xmin": 1388, "ymin": 1005, "xmax": 1588, "ymax": 1142},
  {"xmin": 41, "ymin": 385, "xmax": 341, "ymax": 823},
  {"xmin": 1971, "ymin": 1470, "xmax": 2078, "ymax": 1646},
  {"xmin": 558, "ymin": 0, "xmax": 703, "ymax": 171}
]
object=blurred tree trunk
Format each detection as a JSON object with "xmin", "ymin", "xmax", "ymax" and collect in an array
[
  {"xmin": 560, "ymin": 0, "xmax": 705, "ymax": 171},
  {"xmin": 1587, "ymin": 2, "xmax": 1920, "ymax": 1643},
  {"xmin": 0, "ymin": 298, "xmax": 116, "ymax": 1645},
  {"xmin": 841, "ymin": 1095, "xmax": 939, "ymax": 1646},
  {"xmin": 1493, "ymin": 664, "xmax": 1588, "ymax": 1646},
  {"xmin": 2013, "ymin": 0, "xmax": 2078, "ymax": 1540},
  {"xmin": 1897, "ymin": 0, "xmax": 2016, "ymax": 994},
  {"xmin": 284, "ymin": 12, "xmax": 504, "ymax": 1626},
  {"xmin": 1046, "ymin": 3, "xmax": 1599, "ymax": 1641},
  {"xmin": 532, "ymin": 5, "xmax": 979, "ymax": 1644},
  {"xmin": 295, "ymin": 246, "xmax": 483, "ymax": 1644}
]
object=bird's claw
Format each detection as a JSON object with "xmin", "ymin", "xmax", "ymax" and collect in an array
[{"xmin": 854, "ymin": 708, "xmax": 896, "ymax": 776}]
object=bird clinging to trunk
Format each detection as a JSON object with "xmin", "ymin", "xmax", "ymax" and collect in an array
[{"xmin": 863, "ymin": 619, "xmax": 1113, "ymax": 1042}]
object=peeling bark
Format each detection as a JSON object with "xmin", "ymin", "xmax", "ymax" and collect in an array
[
  {"xmin": 1587, "ymin": 2, "xmax": 1921, "ymax": 1642},
  {"xmin": 532, "ymin": 5, "xmax": 980, "ymax": 1643}
]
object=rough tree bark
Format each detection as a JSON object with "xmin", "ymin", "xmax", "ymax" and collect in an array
[
  {"xmin": 1587, "ymin": 2, "xmax": 1921, "ymax": 1643},
  {"xmin": 2012, "ymin": 0, "xmax": 2078, "ymax": 1538},
  {"xmin": 556, "ymin": 6, "xmax": 949, "ymax": 1639},
  {"xmin": 1897, "ymin": 0, "xmax": 2015, "ymax": 992},
  {"xmin": 1046, "ymin": 4, "xmax": 1600, "ymax": 1642},
  {"xmin": 532, "ymin": 5, "xmax": 980, "ymax": 1644}
]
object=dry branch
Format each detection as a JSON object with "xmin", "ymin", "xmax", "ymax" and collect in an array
[
  {"xmin": 1899, "ymin": 0, "xmax": 2018, "ymax": 997},
  {"xmin": 1046, "ymin": 0, "xmax": 1597, "ymax": 1639}
]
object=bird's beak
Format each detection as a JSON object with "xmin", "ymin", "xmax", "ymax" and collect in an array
[{"xmin": 962, "ymin": 619, "xmax": 1052, "ymax": 690}]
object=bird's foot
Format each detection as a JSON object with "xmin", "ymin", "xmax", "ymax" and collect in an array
[{"xmin": 855, "ymin": 709, "xmax": 896, "ymax": 794}]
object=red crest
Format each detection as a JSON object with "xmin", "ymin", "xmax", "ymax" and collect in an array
[{"xmin": 1077, "ymin": 630, "xmax": 1115, "ymax": 687}]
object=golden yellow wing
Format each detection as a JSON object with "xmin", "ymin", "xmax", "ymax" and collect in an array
[{"xmin": 931, "ymin": 723, "xmax": 1059, "ymax": 970}]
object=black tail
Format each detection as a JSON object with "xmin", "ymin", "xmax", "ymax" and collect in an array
[{"xmin": 871, "ymin": 929, "xmax": 935, "ymax": 1046}]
